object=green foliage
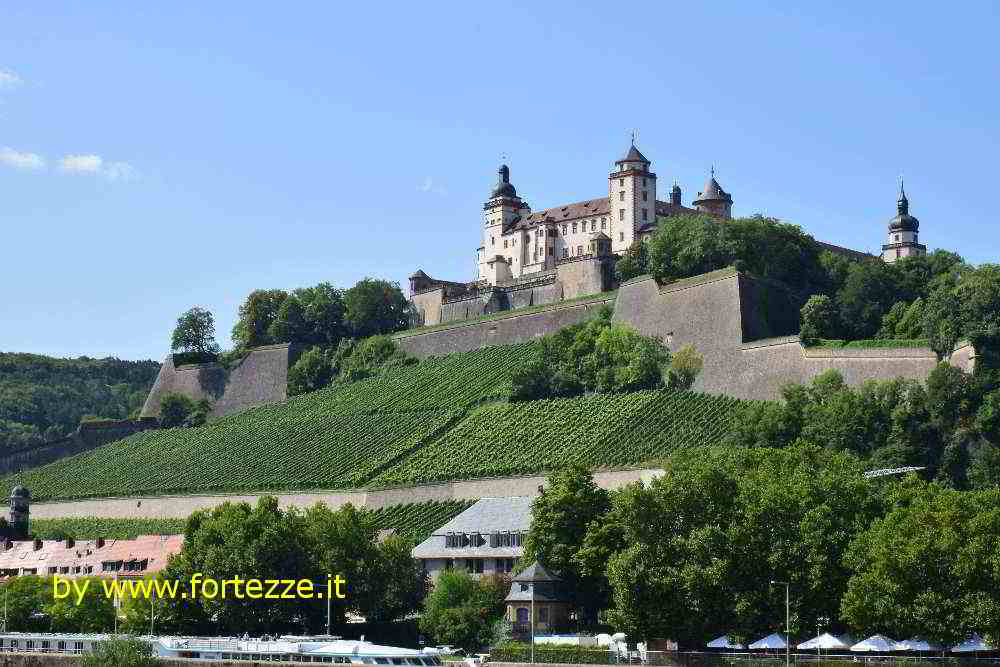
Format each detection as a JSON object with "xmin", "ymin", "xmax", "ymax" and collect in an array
[
  {"xmin": 170, "ymin": 306, "xmax": 219, "ymax": 356},
  {"xmin": 343, "ymin": 277, "xmax": 410, "ymax": 338},
  {"xmin": 366, "ymin": 500, "xmax": 473, "ymax": 544},
  {"xmin": 511, "ymin": 315, "xmax": 687, "ymax": 400},
  {"xmin": 800, "ymin": 294, "xmax": 838, "ymax": 345},
  {"xmin": 841, "ymin": 481, "xmax": 1000, "ymax": 647},
  {"xmin": 615, "ymin": 240, "xmax": 649, "ymax": 282},
  {"xmin": 807, "ymin": 338, "xmax": 931, "ymax": 349},
  {"xmin": 82, "ymin": 637, "xmax": 158, "ymax": 667},
  {"xmin": 522, "ymin": 464, "xmax": 610, "ymax": 625},
  {"xmin": 599, "ymin": 446, "xmax": 879, "ymax": 646},
  {"xmin": 0, "ymin": 352, "xmax": 158, "ymax": 452},
  {"xmin": 157, "ymin": 392, "xmax": 210, "ymax": 428},
  {"xmin": 420, "ymin": 570, "xmax": 508, "ymax": 653},
  {"xmin": 647, "ymin": 214, "xmax": 826, "ymax": 293},
  {"xmin": 232, "ymin": 288, "xmax": 289, "ymax": 349},
  {"xmin": 490, "ymin": 643, "xmax": 614, "ymax": 664},
  {"xmin": 667, "ymin": 344, "xmax": 703, "ymax": 390},
  {"xmin": 287, "ymin": 336, "xmax": 414, "ymax": 396}
]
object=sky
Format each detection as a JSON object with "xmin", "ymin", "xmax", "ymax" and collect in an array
[{"xmin": 1, "ymin": 2, "xmax": 998, "ymax": 361}]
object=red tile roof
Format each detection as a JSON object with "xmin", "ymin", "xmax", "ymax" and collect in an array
[{"xmin": 0, "ymin": 535, "xmax": 183, "ymax": 578}]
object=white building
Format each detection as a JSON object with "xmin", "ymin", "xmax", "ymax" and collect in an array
[{"xmin": 411, "ymin": 497, "xmax": 532, "ymax": 581}]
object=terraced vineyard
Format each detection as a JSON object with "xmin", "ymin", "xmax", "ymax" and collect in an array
[
  {"xmin": 372, "ymin": 390, "xmax": 747, "ymax": 486},
  {"xmin": 1, "ymin": 342, "xmax": 747, "ymax": 501},
  {"xmin": 368, "ymin": 499, "xmax": 474, "ymax": 543}
]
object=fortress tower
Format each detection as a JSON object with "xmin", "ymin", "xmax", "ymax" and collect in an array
[
  {"xmin": 609, "ymin": 140, "xmax": 657, "ymax": 250},
  {"xmin": 693, "ymin": 167, "xmax": 733, "ymax": 218},
  {"xmin": 882, "ymin": 182, "xmax": 926, "ymax": 263},
  {"xmin": 479, "ymin": 164, "xmax": 530, "ymax": 283}
]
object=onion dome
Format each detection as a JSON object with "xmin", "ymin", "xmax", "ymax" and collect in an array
[
  {"xmin": 888, "ymin": 181, "xmax": 919, "ymax": 233},
  {"xmin": 490, "ymin": 164, "xmax": 518, "ymax": 199}
]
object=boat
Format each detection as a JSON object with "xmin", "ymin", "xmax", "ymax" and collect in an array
[{"xmin": 0, "ymin": 631, "xmax": 446, "ymax": 664}]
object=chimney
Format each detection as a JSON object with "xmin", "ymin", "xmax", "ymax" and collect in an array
[
  {"xmin": 65, "ymin": 538, "xmax": 75, "ymax": 549},
  {"xmin": 96, "ymin": 537, "xmax": 105, "ymax": 549}
]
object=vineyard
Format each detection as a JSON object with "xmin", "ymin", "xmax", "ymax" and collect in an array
[
  {"xmin": 371, "ymin": 390, "xmax": 748, "ymax": 486},
  {"xmin": 27, "ymin": 500, "xmax": 472, "ymax": 543},
  {"xmin": 1, "ymin": 342, "xmax": 747, "ymax": 502}
]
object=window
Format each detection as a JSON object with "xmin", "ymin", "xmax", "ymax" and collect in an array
[
  {"xmin": 503, "ymin": 240, "xmax": 507, "ymax": 249},
  {"xmin": 642, "ymin": 209, "xmax": 648, "ymax": 221},
  {"xmin": 491, "ymin": 237, "xmax": 494, "ymax": 246},
  {"xmin": 577, "ymin": 245, "xmax": 583, "ymax": 256},
  {"xmin": 619, "ymin": 178, "xmax": 624, "ymax": 186},
  {"xmin": 642, "ymin": 191, "xmax": 647, "ymax": 201},
  {"xmin": 539, "ymin": 607, "xmax": 549, "ymax": 622},
  {"xmin": 561, "ymin": 224, "xmax": 567, "ymax": 235},
  {"xmin": 561, "ymin": 248, "xmax": 568, "ymax": 258},
  {"xmin": 444, "ymin": 559, "xmax": 454, "ymax": 570},
  {"xmin": 27, "ymin": 641, "xmax": 34, "ymax": 650},
  {"xmin": 591, "ymin": 221, "xmax": 596, "ymax": 231},
  {"xmin": 619, "ymin": 210, "xmax": 624, "ymax": 221},
  {"xmin": 643, "ymin": 178, "xmax": 647, "ymax": 186},
  {"xmin": 548, "ymin": 247, "xmax": 553, "ymax": 256},
  {"xmin": 58, "ymin": 642, "xmax": 65, "ymax": 651},
  {"xmin": 601, "ymin": 220, "xmax": 606, "ymax": 230},
  {"xmin": 572, "ymin": 222, "xmax": 577, "ymax": 233},
  {"xmin": 620, "ymin": 232, "xmax": 625, "ymax": 241},
  {"xmin": 619, "ymin": 191, "xmax": 625, "ymax": 201}
]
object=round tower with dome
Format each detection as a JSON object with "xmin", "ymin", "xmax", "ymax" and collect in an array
[
  {"xmin": 8, "ymin": 485, "xmax": 30, "ymax": 539},
  {"xmin": 881, "ymin": 181, "xmax": 927, "ymax": 263}
]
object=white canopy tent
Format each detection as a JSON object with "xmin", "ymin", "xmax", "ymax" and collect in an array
[
  {"xmin": 749, "ymin": 633, "xmax": 789, "ymax": 650},
  {"xmin": 798, "ymin": 633, "xmax": 854, "ymax": 650},
  {"xmin": 951, "ymin": 635, "xmax": 992, "ymax": 653},
  {"xmin": 897, "ymin": 638, "xmax": 942, "ymax": 652},
  {"xmin": 851, "ymin": 635, "xmax": 902, "ymax": 652},
  {"xmin": 707, "ymin": 635, "xmax": 745, "ymax": 649}
]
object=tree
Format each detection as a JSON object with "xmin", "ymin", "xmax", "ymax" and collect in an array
[
  {"xmin": 231, "ymin": 289, "xmax": 289, "ymax": 349},
  {"xmin": 836, "ymin": 260, "xmax": 903, "ymax": 340},
  {"xmin": 799, "ymin": 294, "xmax": 838, "ymax": 344},
  {"xmin": 158, "ymin": 393, "xmax": 211, "ymax": 428},
  {"xmin": 522, "ymin": 464, "xmax": 611, "ymax": 625},
  {"xmin": 615, "ymin": 241, "xmax": 649, "ymax": 282},
  {"xmin": 82, "ymin": 637, "xmax": 158, "ymax": 667},
  {"xmin": 269, "ymin": 294, "xmax": 309, "ymax": 344},
  {"xmin": 343, "ymin": 278, "xmax": 410, "ymax": 338},
  {"xmin": 419, "ymin": 571, "xmax": 508, "ymax": 653},
  {"xmin": 602, "ymin": 446, "xmax": 879, "ymax": 647},
  {"xmin": 841, "ymin": 481, "xmax": 1000, "ymax": 648},
  {"xmin": 171, "ymin": 307, "xmax": 220, "ymax": 356},
  {"xmin": 0, "ymin": 576, "xmax": 50, "ymax": 631},
  {"xmin": 287, "ymin": 346, "xmax": 336, "ymax": 396},
  {"xmin": 48, "ymin": 576, "xmax": 114, "ymax": 632}
]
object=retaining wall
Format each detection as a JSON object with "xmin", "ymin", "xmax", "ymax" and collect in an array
[
  {"xmin": 0, "ymin": 419, "xmax": 158, "ymax": 475},
  {"xmin": 140, "ymin": 344, "xmax": 297, "ymax": 419},
  {"xmin": 29, "ymin": 468, "xmax": 663, "ymax": 520}
]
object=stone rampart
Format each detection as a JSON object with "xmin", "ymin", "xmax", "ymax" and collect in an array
[
  {"xmin": 394, "ymin": 294, "xmax": 615, "ymax": 358},
  {"xmin": 0, "ymin": 419, "xmax": 158, "ymax": 475},
  {"xmin": 140, "ymin": 344, "xmax": 297, "ymax": 419},
  {"xmin": 29, "ymin": 468, "xmax": 662, "ymax": 520}
]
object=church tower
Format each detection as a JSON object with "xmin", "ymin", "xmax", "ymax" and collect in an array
[
  {"xmin": 9, "ymin": 486, "xmax": 30, "ymax": 539},
  {"xmin": 693, "ymin": 167, "xmax": 733, "ymax": 218},
  {"xmin": 479, "ymin": 164, "xmax": 529, "ymax": 282},
  {"xmin": 609, "ymin": 140, "xmax": 656, "ymax": 252},
  {"xmin": 882, "ymin": 181, "xmax": 926, "ymax": 263}
]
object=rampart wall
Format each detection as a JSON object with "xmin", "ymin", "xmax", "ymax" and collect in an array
[
  {"xmin": 29, "ymin": 468, "xmax": 663, "ymax": 520},
  {"xmin": 0, "ymin": 419, "xmax": 158, "ymax": 475},
  {"xmin": 140, "ymin": 344, "xmax": 297, "ymax": 419}
]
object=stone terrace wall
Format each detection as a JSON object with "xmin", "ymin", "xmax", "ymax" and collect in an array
[
  {"xmin": 140, "ymin": 344, "xmax": 297, "ymax": 419},
  {"xmin": 614, "ymin": 270, "xmax": 940, "ymax": 400},
  {"xmin": 29, "ymin": 468, "xmax": 663, "ymax": 520},
  {"xmin": 395, "ymin": 295, "xmax": 615, "ymax": 358},
  {"xmin": 0, "ymin": 418, "xmax": 158, "ymax": 475}
]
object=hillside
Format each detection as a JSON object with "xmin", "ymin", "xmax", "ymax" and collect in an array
[
  {"xmin": 0, "ymin": 353, "xmax": 160, "ymax": 452},
  {"xmin": 2, "ymin": 343, "xmax": 749, "ymax": 501}
]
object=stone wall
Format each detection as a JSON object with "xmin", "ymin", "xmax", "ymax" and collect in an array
[
  {"xmin": 394, "ymin": 295, "xmax": 615, "ymax": 358},
  {"xmin": 0, "ymin": 419, "xmax": 158, "ymax": 475},
  {"xmin": 140, "ymin": 344, "xmax": 298, "ymax": 419},
  {"xmin": 29, "ymin": 468, "xmax": 663, "ymax": 520}
]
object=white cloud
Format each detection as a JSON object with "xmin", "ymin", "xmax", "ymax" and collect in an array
[
  {"xmin": 417, "ymin": 176, "xmax": 447, "ymax": 195},
  {"xmin": 59, "ymin": 154, "xmax": 137, "ymax": 181},
  {"xmin": 59, "ymin": 154, "xmax": 103, "ymax": 173},
  {"xmin": 0, "ymin": 69, "xmax": 22, "ymax": 90},
  {"xmin": 0, "ymin": 146, "xmax": 45, "ymax": 170}
]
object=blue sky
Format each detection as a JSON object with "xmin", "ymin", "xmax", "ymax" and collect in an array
[{"xmin": 2, "ymin": 2, "xmax": 997, "ymax": 361}]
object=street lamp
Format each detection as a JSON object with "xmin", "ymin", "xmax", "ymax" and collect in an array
[{"xmin": 770, "ymin": 581, "xmax": 790, "ymax": 667}]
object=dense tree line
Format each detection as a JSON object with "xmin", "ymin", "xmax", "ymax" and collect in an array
[
  {"xmin": 729, "ymin": 365, "xmax": 1000, "ymax": 489},
  {"xmin": 510, "ymin": 308, "xmax": 702, "ymax": 401},
  {"xmin": 0, "ymin": 353, "xmax": 159, "ymax": 452},
  {"xmin": 0, "ymin": 497, "xmax": 425, "ymax": 636},
  {"xmin": 523, "ymin": 457, "xmax": 1000, "ymax": 650},
  {"xmin": 617, "ymin": 214, "xmax": 997, "ymax": 353},
  {"xmin": 419, "ymin": 570, "xmax": 509, "ymax": 653}
]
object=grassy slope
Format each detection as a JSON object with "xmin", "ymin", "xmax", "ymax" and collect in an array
[{"xmin": 3, "ymin": 342, "xmax": 745, "ymax": 501}]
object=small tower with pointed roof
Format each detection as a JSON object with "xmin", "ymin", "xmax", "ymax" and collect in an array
[
  {"xmin": 609, "ymin": 136, "xmax": 657, "ymax": 251},
  {"xmin": 881, "ymin": 181, "xmax": 927, "ymax": 263},
  {"xmin": 693, "ymin": 167, "xmax": 733, "ymax": 218},
  {"xmin": 9, "ymin": 485, "xmax": 30, "ymax": 539},
  {"xmin": 479, "ymin": 164, "xmax": 530, "ymax": 283}
]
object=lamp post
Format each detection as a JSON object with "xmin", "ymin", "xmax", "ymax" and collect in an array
[
  {"xmin": 770, "ymin": 580, "xmax": 790, "ymax": 667},
  {"xmin": 530, "ymin": 582, "xmax": 535, "ymax": 664}
]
